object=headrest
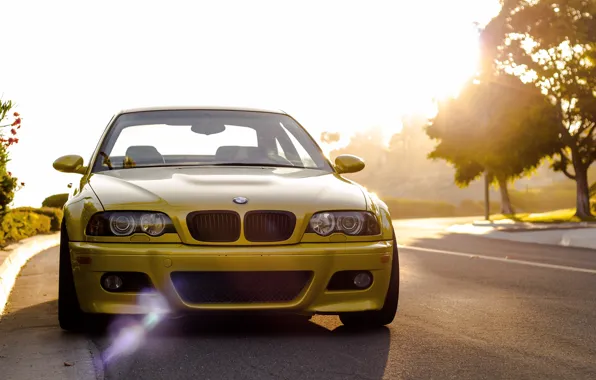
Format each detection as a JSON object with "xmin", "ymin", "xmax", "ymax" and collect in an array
[
  {"xmin": 125, "ymin": 145, "xmax": 165, "ymax": 165},
  {"xmin": 215, "ymin": 146, "xmax": 265, "ymax": 161}
]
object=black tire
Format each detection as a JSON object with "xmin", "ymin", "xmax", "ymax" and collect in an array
[
  {"xmin": 339, "ymin": 236, "xmax": 400, "ymax": 329},
  {"xmin": 58, "ymin": 222, "xmax": 86, "ymax": 332}
]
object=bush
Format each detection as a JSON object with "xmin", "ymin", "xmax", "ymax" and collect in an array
[
  {"xmin": 381, "ymin": 197, "xmax": 505, "ymax": 219},
  {"xmin": 0, "ymin": 210, "xmax": 52, "ymax": 247},
  {"xmin": 42, "ymin": 193, "xmax": 69, "ymax": 209},
  {"xmin": 510, "ymin": 187, "xmax": 576, "ymax": 213},
  {"xmin": 12, "ymin": 206, "xmax": 63, "ymax": 231},
  {"xmin": 0, "ymin": 100, "xmax": 24, "ymax": 212},
  {"xmin": 383, "ymin": 197, "xmax": 457, "ymax": 219}
]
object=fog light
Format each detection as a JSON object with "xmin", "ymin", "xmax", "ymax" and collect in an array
[
  {"xmin": 102, "ymin": 275, "xmax": 123, "ymax": 291},
  {"xmin": 353, "ymin": 272, "xmax": 372, "ymax": 289}
]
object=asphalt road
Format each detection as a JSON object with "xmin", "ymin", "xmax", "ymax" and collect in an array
[{"xmin": 1, "ymin": 219, "xmax": 596, "ymax": 379}]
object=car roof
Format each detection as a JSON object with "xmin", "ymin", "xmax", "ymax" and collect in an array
[{"xmin": 117, "ymin": 105, "xmax": 287, "ymax": 115}]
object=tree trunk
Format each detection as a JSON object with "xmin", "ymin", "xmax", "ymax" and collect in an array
[
  {"xmin": 574, "ymin": 163, "xmax": 592, "ymax": 218},
  {"xmin": 496, "ymin": 175, "xmax": 514, "ymax": 215}
]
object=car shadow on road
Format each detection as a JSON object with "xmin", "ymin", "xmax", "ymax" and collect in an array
[
  {"xmin": 3, "ymin": 301, "xmax": 392, "ymax": 380},
  {"xmin": 92, "ymin": 314, "xmax": 392, "ymax": 379}
]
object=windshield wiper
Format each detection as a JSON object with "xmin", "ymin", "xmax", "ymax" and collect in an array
[
  {"xmin": 98, "ymin": 152, "xmax": 113, "ymax": 170},
  {"xmin": 102, "ymin": 162, "xmax": 311, "ymax": 170},
  {"xmin": 202, "ymin": 163, "xmax": 307, "ymax": 169}
]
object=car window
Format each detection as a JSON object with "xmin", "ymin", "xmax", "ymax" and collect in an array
[
  {"xmin": 111, "ymin": 124, "xmax": 258, "ymax": 156},
  {"xmin": 279, "ymin": 123, "xmax": 317, "ymax": 168},
  {"xmin": 92, "ymin": 110, "xmax": 332, "ymax": 172}
]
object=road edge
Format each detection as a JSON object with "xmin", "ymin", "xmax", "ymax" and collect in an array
[
  {"xmin": 0, "ymin": 233, "xmax": 60, "ymax": 315},
  {"xmin": 446, "ymin": 224, "xmax": 596, "ymax": 251}
]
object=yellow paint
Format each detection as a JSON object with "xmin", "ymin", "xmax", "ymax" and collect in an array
[
  {"xmin": 56, "ymin": 110, "xmax": 397, "ymax": 315},
  {"xmin": 69, "ymin": 241, "xmax": 393, "ymax": 314}
]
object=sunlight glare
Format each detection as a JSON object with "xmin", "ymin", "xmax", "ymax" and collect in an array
[{"xmin": 2, "ymin": 0, "xmax": 502, "ymax": 207}]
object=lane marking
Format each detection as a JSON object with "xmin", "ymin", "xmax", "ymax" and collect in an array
[{"xmin": 398, "ymin": 245, "xmax": 596, "ymax": 275}]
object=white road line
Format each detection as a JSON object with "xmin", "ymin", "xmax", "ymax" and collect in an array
[{"xmin": 398, "ymin": 245, "xmax": 596, "ymax": 275}]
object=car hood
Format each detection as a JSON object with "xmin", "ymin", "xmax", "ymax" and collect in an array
[{"xmin": 88, "ymin": 166, "xmax": 367, "ymax": 213}]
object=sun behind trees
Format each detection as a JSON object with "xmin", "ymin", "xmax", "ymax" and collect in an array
[
  {"xmin": 427, "ymin": 0, "xmax": 596, "ymax": 218},
  {"xmin": 427, "ymin": 75, "xmax": 561, "ymax": 215}
]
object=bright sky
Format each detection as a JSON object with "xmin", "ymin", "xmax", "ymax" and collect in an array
[{"xmin": 3, "ymin": 0, "xmax": 500, "ymax": 207}]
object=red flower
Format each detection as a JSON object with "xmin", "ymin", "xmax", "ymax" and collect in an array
[
  {"xmin": 20, "ymin": 182, "xmax": 25, "ymax": 186},
  {"xmin": 10, "ymin": 129, "xmax": 17, "ymax": 135},
  {"xmin": 13, "ymin": 112, "xmax": 20, "ymax": 117},
  {"xmin": 14, "ymin": 138, "xmax": 19, "ymax": 143},
  {"xmin": 11, "ymin": 118, "xmax": 21, "ymax": 126}
]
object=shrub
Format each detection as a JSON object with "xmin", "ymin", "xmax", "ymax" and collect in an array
[
  {"xmin": 0, "ymin": 100, "xmax": 24, "ymax": 212},
  {"xmin": 382, "ymin": 197, "xmax": 457, "ymax": 219},
  {"xmin": 42, "ymin": 193, "xmax": 69, "ymax": 209},
  {"xmin": 12, "ymin": 206, "xmax": 63, "ymax": 231},
  {"xmin": 0, "ymin": 210, "xmax": 52, "ymax": 247}
]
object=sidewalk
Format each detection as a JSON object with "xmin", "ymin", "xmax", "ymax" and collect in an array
[
  {"xmin": 0, "ymin": 233, "xmax": 60, "ymax": 315},
  {"xmin": 446, "ymin": 219, "xmax": 596, "ymax": 250}
]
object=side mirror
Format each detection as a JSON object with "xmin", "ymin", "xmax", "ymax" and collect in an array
[
  {"xmin": 53, "ymin": 155, "xmax": 87, "ymax": 174},
  {"xmin": 335, "ymin": 154, "xmax": 365, "ymax": 174}
]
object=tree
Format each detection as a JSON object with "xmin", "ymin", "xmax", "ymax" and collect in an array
[
  {"xmin": 320, "ymin": 131, "xmax": 341, "ymax": 144},
  {"xmin": 427, "ymin": 74, "xmax": 561, "ymax": 214},
  {"xmin": 42, "ymin": 193, "xmax": 70, "ymax": 209},
  {"xmin": 483, "ymin": 0, "xmax": 596, "ymax": 217},
  {"xmin": 0, "ymin": 99, "xmax": 24, "ymax": 212}
]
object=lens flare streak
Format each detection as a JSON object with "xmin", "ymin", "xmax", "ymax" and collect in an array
[{"xmin": 102, "ymin": 290, "xmax": 172, "ymax": 365}]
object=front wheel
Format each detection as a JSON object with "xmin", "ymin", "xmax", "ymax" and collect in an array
[
  {"xmin": 58, "ymin": 223, "xmax": 87, "ymax": 332},
  {"xmin": 339, "ymin": 236, "xmax": 400, "ymax": 329}
]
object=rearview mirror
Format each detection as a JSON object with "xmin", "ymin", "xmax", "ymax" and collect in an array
[
  {"xmin": 53, "ymin": 155, "xmax": 87, "ymax": 174},
  {"xmin": 190, "ymin": 123, "xmax": 226, "ymax": 135},
  {"xmin": 335, "ymin": 154, "xmax": 365, "ymax": 174}
]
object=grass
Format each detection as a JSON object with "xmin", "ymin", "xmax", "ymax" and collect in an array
[{"xmin": 490, "ymin": 208, "xmax": 596, "ymax": 223}]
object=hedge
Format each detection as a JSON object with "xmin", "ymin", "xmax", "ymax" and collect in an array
[
  {"xmin": 41, "ymin": 193, "xmax": 69, "ymax": 209},
  {"xmin": 12, "ymin": 207, "xmax": 63, "ymax": 231},
  {"xmin": 0, "ymin": 210, "xmax": 52, "ymax": 247},
  {"xmin": 383, "ymin": 198, "xmax": 457, "ymax": 219},
  {"xmin": 382, "ymin": 195, "xmax": 596, "ymax": 220}
]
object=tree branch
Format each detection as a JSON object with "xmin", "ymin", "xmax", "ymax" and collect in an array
[
  {"xmin": 557, "ymin": 149, "xmax": 577, "ymax": 180},
  {"xmin": 586, "ymin": 121, "xmax": 596, "ymax": 142},
  {"xmin": 561, "ymin": 164, "xmax": 577, "ymax": 180},
  {"xmin": 576, "ymin": 118, "xmax": 588, "ymax": 135},
  {"xmin": 559, "ymin": 147, "xmax": 572, "ymax": 163}
]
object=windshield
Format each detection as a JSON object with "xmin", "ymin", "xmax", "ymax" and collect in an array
[{"xmin": 91, "ymin": 110, "xmax": 332, "ymax": 172}]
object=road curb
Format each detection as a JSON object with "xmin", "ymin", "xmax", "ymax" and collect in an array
[
  {"xmin": 447, "ymin": 224, "xmax": 596, "ymax": 251},
  {"xmin": 0, "ymin": 233, "xmax": 60, "ymax": 315}
]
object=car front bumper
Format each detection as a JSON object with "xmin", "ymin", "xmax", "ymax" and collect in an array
[{"xmin": 68, "ymin": 240, "xmax": 394, "ymax": 315}]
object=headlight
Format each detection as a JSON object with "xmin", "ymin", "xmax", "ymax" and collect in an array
[
  {"xmin": 86, "ymin": 211, "xmax": 176, "ymax": 237},
  {"xmin": 306, "ymin": 211, "xmax": 380, "ymax": 236}
]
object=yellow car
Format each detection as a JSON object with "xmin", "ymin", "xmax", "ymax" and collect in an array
[{"xmin": 54, "ymin": 106, "xmax": 399, "ymax": 331}]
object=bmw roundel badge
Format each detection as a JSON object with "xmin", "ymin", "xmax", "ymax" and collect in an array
[{"xmin": 233, "ymin": 196, "xmax": 248, "ymax": 205}]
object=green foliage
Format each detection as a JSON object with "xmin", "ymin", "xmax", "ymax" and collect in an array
[
  {"xmin": 492, "ymin": 207, "xmax": 596, "ymax": 223},
  {"xmin": 380, "ymin": 187, "xmax": 590, "ymax": 219},
  {"xmin": 0, "ymin": 99, "xmax": 23, "ymax": 211},
  {"xmin": 427, "ymin": 74, "xmax": 561, "ymax": 188},
  {"xmin": 12, "ymin": 207, "xmax": 63, "ymax": 231},
  {"xmin": 381, "ymin": 197, "xmax": 500, "ymax": 219},
  {"xmin": 42, "ymin": 193, "xmax": 69, "ymax": 209},
  {"xmin": 484, "ymin": 0, "xmax": 596, "ymax": 216},
  {"xmin": 383, "ymin": 198, "xmax": 457, "ymax": 219},
  {"xmin": 0, "ymin": 167, "xmax": 18, "ymax": 211},
  {"xmin": 0, "ymin": 210, "xmax": 52, "ymax": 247},
  {"xmin": 509, "ymin": 187, "xmax": 576, "ymax": 213}
]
